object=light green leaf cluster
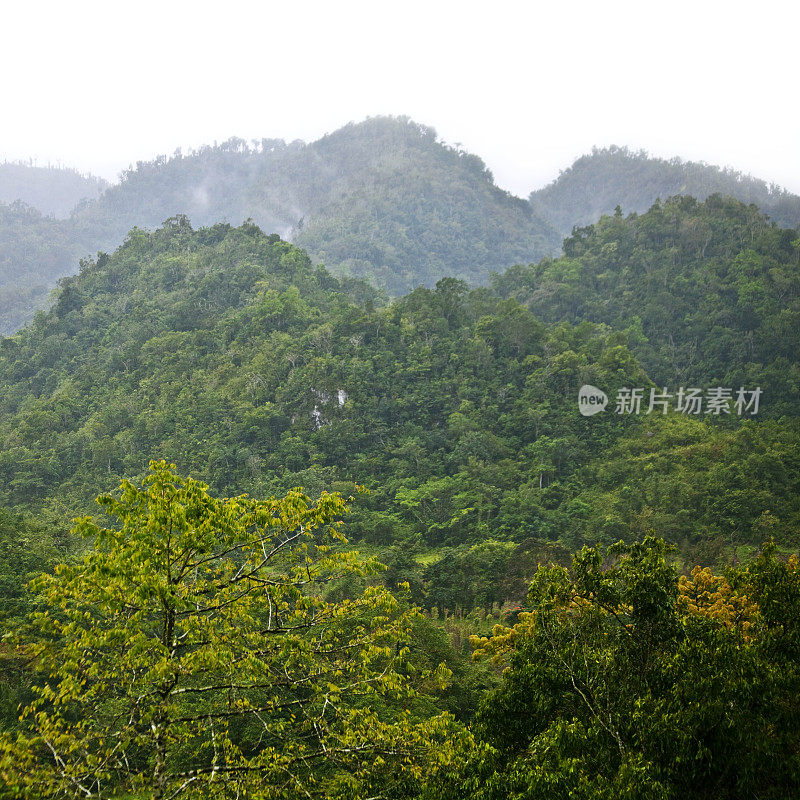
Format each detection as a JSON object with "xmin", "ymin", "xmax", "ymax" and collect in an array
[{"xmin": 0, "ymin": 461, "xmax": 469, "ymax": 798}]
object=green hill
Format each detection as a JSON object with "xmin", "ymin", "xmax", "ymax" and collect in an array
[
  {"xmin": 531, "ymin": 145, "xmax": 800, "ymax": 236},
  {"xmin": 1, "ymin": 138, "xmax": 799, "ymax": 800},
  {"xmin": 1, "ymin": 216, "xmax": 796, "ymax": 573},
  {"xmin": 493, "ymin": 195, "xmax": 800, "ymax": 417},
  {"xmin": 71, "ymin": 116, "xmax": 560, "ymax": 295},
  {"xmin": 0, "ymin": 218, "xmax": 641, "ymax": 527},
  {"xmin": 1, "ymin": 117, "xmax": 560, "ymax": 332},
  {"xmin": 287, "ymin": 118, "xmax": 560, "ymax": 293}
]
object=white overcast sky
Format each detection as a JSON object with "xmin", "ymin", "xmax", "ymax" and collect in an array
[{"xmin": 1, "ymin": 0, "xmax": 798, "ymax": 198}]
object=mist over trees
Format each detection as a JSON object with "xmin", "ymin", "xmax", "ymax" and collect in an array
[
  {"xmin": 3, "ymin": 120, "xmax": 800, "ymax": 337},
  {"xmin": 0, "ymin": 201, "xmax": 87, "ymax": 334},
  {"xmin": 531, "ymin": 145, "xmax": 800, "ymax": 236},
  {"xmin": 0, "ymin": 117, "xmax": 562, "ymax": 332},
  {"xmin": 0, "ymin": 162, "xmax": 107, "ymax": 219},
  {"xmin": 71, "ymin": 117, "xmax": 561, "ymax": 295}
]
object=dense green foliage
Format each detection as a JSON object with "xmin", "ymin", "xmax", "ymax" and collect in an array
[
  {"xmin": 0, "ymin": 163, "xmax": 106, "ymax": 219},
  {"xmin": 1, "ymin": 118, "xmax": 561, "ymax": 334},
  {"xmin": 531, "ymin": 145, "xmax": 800, "ymax": 236},
  {"xmin": 0, "ymin": 168, "xmax": 798, "ymax": 794},
  {"xmin": 0, "ymin": 506, "xmax": 58, "ymax": 626},
  {"xmin": 432, "ymin": 539, "xmax": 800, "ymax": 799},
  {"xmin": 548, "ymin": 414, "xmax": 800, "ymax": 554},
  {"xmin": 0, "ymin": 218, "xmax": 643, "ymax": 533},
  {"xmin": 0, "ymin": 213, "xmax": 796, "ymax": 600},
  {"xmin": 0, "ymin": 463, "xmax": 470, "ymax": 798},
  {"xmin": 5, "ymin": 487, "xmax": 797, "ymax": 797},
  {"xmin": 494, "ymin": 195, "xmax": 800, "ymax": 416}
]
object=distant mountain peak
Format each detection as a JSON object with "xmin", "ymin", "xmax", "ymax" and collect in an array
[{"xmin": 531, "ymin": 146, "xmax": 800, "ymax": 234}]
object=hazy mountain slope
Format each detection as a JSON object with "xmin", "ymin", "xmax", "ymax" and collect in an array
[
  {"xmin": 5, "ymin": 125, "xmax": 800, "ymax": 336},
  {"xmin": 287, "ymin": 118, "xmax": 561, "ymax": 293},
  {"xmin": 493, "ymin": 195, "xmax": 800, "ymax": 416},
  {"xmin": 0, "ymin": 163, "xmax": 107, "ymax": 218},
  {"xmin": 1, "ymin": 118, "xmax": 561, "ymax": 334},
  {"xmin": 0, "ymin": 202, "xmax": 88, "ymax": 334},
  {"xmin": 69, "ymin": 138, "xmax": 301, "ymax": 249},
  {"xmin": 0, "ymin": 141, "xmax": 299, "ymax": 333},
  {"xmin": 73, "ymin": 117, "xmax": 560, "ymax": 294},
  {"xmin": 531, "ymin": 146, "xmax": 800, "ymax": 236}
]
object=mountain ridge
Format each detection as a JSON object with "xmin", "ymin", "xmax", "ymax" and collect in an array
[
  {"xmin": 0, "ymin": 117, "xmax": 562, "ymax": 332},
  {"xmin": 531, "ymin": 144, "xmax": 800, "ymax": 235},
  {"xmin": 3, "ymin": 120, "xmax": 800, "ymax": 335}
]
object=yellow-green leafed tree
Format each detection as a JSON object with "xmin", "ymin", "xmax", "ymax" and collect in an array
[{"xmin": 0, "ymin": 461, "xmax": 467, "ymax": 799}]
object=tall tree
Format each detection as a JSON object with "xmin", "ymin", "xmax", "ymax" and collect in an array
[{"xmin": 0, "ymin": 462, "xmax": 465, "ymax": 798}]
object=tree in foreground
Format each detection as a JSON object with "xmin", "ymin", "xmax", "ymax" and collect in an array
[
  {"xmin": 433, "ymin": 537, "xmax": 800, "ymax": 800},
  {"xmin": 0, "ymin": 461, "xmax": 468, "ymax": 798}
]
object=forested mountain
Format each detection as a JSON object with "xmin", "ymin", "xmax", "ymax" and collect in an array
[
  {"xmin": 6, "ymin": 122, "xmax": 800, "ymax": 337},
  {"xmin": 1, "ymin": 215, "xmax": 796, "ymax": 581},
  {"xmin": 287, "ymin": 119, "xmax": 559, "ymax": 293},
  {"xmin": 71, "ymin": 116, "xmax": 560, "ymax": 294},
  {"xmin": 1, "ymin": 215, "xmax": 798, "ymax": 797},
  {"xmin": 531, "ymin": 145, "xmax": 800, "ymax": 236},
  {"xmin": 0, "ymin": 117, "xmax": 560, "ymax": 332},
  {"xmin": 0, "ymin": 162, "xmax": 107, "ymax": 218},
  {"xmin": 0, "ymin": 217, "xmax": 640, "ymax": 525},
  {"xmin": 494, "ymin": 195, "xmax": 800, "ymax": 417}
]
